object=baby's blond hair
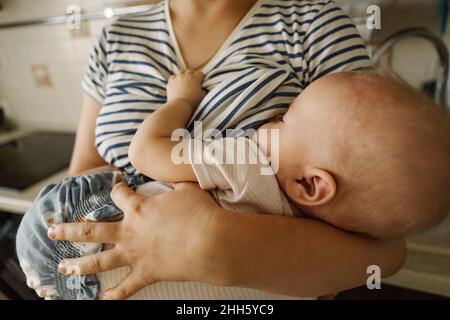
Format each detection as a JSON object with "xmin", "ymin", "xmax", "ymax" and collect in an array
[{"xmin": 323, "ymin": 70, "xmax": 450, "ymax": 239}]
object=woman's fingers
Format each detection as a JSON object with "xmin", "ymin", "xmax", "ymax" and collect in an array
[
  {"xmin": 48, "ymin": 221, "xmax": 120, "ymax": 243},
  {"xmin": 111, "ymin": 182, "xmax": 146, "ymax": 213},
  {"xmin": 103, "ymin": 272, "xmax": 148, "ymax": 300},
  {"xmin": 58, "ymin": 248, "xmax": 126, "ymax": 276}
]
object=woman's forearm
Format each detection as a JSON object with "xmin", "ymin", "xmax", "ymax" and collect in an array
[
  {"xmin": 203, "ymin": 208, "xmax": 406, "ymax": 297},
  {"xmin": 70, "ymin": 165, "xmax": 119, "ymax": 177},
  {"xmin": 50, "ymin": 183, "xmax": 404, "ymax": 300},
  {"xmin": 69, "ymin": 95, "xmax": 108, "ymax": 176}
]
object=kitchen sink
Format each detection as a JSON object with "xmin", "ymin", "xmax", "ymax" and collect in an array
[{"xmin": 0, "ymin": 131, "xmax": 75, "ymax": 191}]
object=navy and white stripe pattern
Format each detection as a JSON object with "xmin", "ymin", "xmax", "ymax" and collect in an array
[{"xmin": 82, "ymin": 0, "xmax": 371, "ymax": 174}]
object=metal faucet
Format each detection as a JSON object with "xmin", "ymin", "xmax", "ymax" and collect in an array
[{"xmin": 373, "ymin": 27, "xmax": 449, "ymax": 108}]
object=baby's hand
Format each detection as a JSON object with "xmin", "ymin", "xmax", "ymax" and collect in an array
[{"xmin": 167, "ymin": 70, "xmax": 205, "ymax": 107}]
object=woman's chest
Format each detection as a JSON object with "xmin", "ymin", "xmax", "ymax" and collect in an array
[
  {"xmin": 95, "ymin": 1, "xmax": 312, "ymax": 170},
  {"xmin": 101, "ymin": 24, "xmax": 306, "ymax": 97},
  {"xmin": 95, "ymin": 23, "xmax": 306, "ymax": 137},
  {"xmin": 173, "ymin": 27, "xmax": 236, "ymax": 71}
]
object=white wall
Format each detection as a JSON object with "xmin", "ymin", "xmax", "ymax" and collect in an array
[
  {"xmin": 0, "ymin": 0, "xmax": 158, "ymax": 132},
  {"xmin": 0, "ymin": 0, "xmax": 110, "ymax": 131}
]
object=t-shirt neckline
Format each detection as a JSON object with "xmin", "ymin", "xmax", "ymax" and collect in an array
[{"xmin": 165, "ymin": 0, "xmax": 263, "ymax": 74}]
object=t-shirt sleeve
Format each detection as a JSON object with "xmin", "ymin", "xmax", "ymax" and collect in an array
[
  {"xmin": 188, "ymin": 137, "xmax": 292, "ymax": 215},
  {"xmin": 301, "ymin": 1, "xmax": 372, "ymax": 84},
  {"xmin": 81, "ymin": 26, "xmax": 109, "ymax": 104},
  {"xmin": 189, "ymin": 138, "xmax": 250, "ymax": 194}
]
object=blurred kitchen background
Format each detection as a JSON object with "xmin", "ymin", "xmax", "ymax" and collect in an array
[{"xmin": 0, "ymin": 0, "xmax": 449, "ymax": 300}]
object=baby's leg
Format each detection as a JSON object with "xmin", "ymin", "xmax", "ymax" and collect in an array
[{"xmin": 16, "ymin": 171, "xmax": 124, "ymax": 300}]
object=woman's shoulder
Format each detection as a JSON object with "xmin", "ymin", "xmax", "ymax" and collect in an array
[
  {"xmin": 258, "ymin": 0, "xmax": 336, "ymax": 13},
  {"xmin": 101, "ymin": 1, "xmax": 168, "ymax": 38},
  {"xmin": 254, "ymin": 0, "xmax": 341, "ymax": 30}
]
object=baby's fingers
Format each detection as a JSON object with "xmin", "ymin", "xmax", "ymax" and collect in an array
[
  {"xmin": 103, "ymin": 271, "xmax": 149, "ymax": 300},
  {"xmin": 192, "ymin": 69, "xmax": 204, "ymax": 81},
  {"xmin": 58, "ymin": 248, "xmax": 126, "ymax": 276}
]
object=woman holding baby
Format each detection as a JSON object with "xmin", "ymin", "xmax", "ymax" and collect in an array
[{"xmin": 48, "ymin": 0, "xmax": 406, "ymax": 299}]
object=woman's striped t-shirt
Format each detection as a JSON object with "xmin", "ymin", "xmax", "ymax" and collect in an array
[{"xmin": 82, "ymin": 0, "xmax": 371, "ymax": 174}]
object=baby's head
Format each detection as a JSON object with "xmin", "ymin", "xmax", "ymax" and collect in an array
[{"xmin": 264, "ymin": 71, "xmax": 450, "ymax": 238}]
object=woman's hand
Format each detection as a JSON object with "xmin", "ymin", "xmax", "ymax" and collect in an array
[
  {"xmin": 48, "ymin": 181, "xmax": 406, "ymax": 299},
  {"xmin": 48, "ymin": 182, "xmax": 221, "ymax": 300}
]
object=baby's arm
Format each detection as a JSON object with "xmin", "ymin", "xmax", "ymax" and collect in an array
[{"xmin": 129, "ymin": 70, "xmax": 205, "ymax": 183}]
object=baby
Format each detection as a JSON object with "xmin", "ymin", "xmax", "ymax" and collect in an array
[
  {"xmin": 130, "ymin": 69, "xmax": 450, "ymax": 239},
  {"xmin": 16, "ymin": 70, "xmax": 450, "ymax": 300}
]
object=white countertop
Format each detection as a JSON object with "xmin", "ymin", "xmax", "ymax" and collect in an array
[
  {"xmin": 0, "ymin": 170, "xmax": 68, "ymax": 214},
  {"xmin": 386, "ymin": 234, "xmax": 450, "ymax": 297}
]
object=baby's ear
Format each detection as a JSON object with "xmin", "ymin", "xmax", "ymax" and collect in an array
[{"xmin": 286, "ymin": 168, "xmax": 336, "ymax": 207}]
